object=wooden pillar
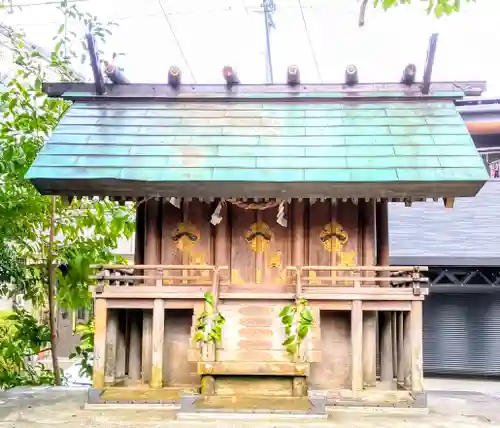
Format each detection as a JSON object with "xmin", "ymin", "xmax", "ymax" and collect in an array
[
  {"xmin": 144, "ymin": 199, "xmax": 160, "ymax": 284},
  {"xmin": 376, "ymin": 199, "xmax": 389, "ymax": 280},
  {"xmin": 291, "ymin": 199, "xmax": 305, "ymax": 266},
  {"xmin": 93, "ymin": 298, "xmax": 107, "ymax": 389},
  {"xmin": 351, "ymin": 300, "xmax": 363, "ymax": 395},
  {"xmin": 141, "ymin": 311, "xmax": 153, "ymax": 383},
  {"xmin": 403, "ymin": 311, "xmax": 412, "ymax": 388},
  {"xmin": 376, "ymin": 200, "xmax": 392, "ymax": 388},
  {"xmin": 380, "ymin": 311, "xmax": 393, "ymax": 387},
  {"xmin": 135, "ymin": 199, "xmax": 145, "ymax": 269},
  {"xmin": 116, "ymin": 315, "xmax": 126, "ymax": 379},
  {"xmin": 104, "ymin": 310, "xmax": 118, "ymax": 385},
  {"xmin": 150, "ymin": 299, "xmax": 165, "ymax": 388},
  {"xmin": 410, "ymin": 301, "xmax": 424, "ymax": 392},
  {"xmin": 214, "ymin": 200, "xmax": 230, "ymax": 280},
  {"xmin": 397, "ymin": 311, "xmax": 405, "ymax": 384},
  {"xmin": 362, "ymin": 311, "xmax": 377, "ymax": 387},
  {"xmin": 362, "ymin": 199, "xmax": 375, "ymax": 280},
  {"xmin": 255, "ymin": 210, "xmax": 264, "ymax": 284},
  {"xmin": 142, "ymin": 199, "xmax": 160, "ymax": 380},
  {"xmin": 391, "ymin": 312, "xmax": 398, "ymax": 377},
  {"xmin": 128, "ymin": 312, "xmax": 141, "ymax": 383},
  {"xmin": 361, "ymin": 199, "xmax": 376, "ymax": 387},
  {"xmin": 201, "ymin": 375, "xmax": 215, "ymax": 395}
]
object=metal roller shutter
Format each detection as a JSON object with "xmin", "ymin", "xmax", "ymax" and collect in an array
[{"xmin": 423, "ymin": 293, "xmax": 500, "ymax": 376}]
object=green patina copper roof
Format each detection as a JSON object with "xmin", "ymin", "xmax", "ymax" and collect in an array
[{"xmin": 26, "ymin": 94, "xmax": 488, "ymax": 198}]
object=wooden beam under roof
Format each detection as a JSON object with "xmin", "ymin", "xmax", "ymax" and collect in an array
[{"xmin": 41, "ymin": 81, "xmax": 486, "ymax": 101}]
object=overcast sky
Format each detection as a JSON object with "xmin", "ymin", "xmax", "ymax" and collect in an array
[{"xmin": 1, "ymin": 0, "xmax": 498, "ymax": 94}]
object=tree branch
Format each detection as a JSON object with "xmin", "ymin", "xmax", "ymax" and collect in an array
[{"xmin": 25, "ymin": 347, "xmax": 52, "ymax": 358}]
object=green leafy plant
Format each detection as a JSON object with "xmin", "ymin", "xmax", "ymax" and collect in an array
[
  {"xmin": 0, "ymin": 0, "xmax": 133, "ymax": 385},
  {"xmin": 280, "ymin": 298, "xmax": 314, "ymax": 358},
  {"xmin": 0, "ymin": 309, "xmax": 56, "ymax": 389},
  {"xmin": 373, "ymin": 0, "xmax": 476, "ymax": 17},
  {"xmin": 68, "ymin": 318, "xmax": 94, "ymax": 378},
  {"xmin": 193, "ymin": 292, "xmax": 225, "ymax": 346},
  {"xmin": 360, "ymin": 0, "xmax": 476, "ymax": 26}
]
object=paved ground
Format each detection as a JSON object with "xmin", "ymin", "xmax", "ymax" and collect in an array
[{"xmin": 1, "ymin": 379, "xmax": 500, "ymax": 428}]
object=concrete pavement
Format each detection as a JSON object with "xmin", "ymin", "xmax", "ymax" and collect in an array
[{"xmin": 1, "ymin": 378, "xmax": 500, "ymax": 427}]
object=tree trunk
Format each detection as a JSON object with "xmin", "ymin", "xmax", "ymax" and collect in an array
[{"xmin": 47, "ymin": 196, "xmax": 61, "ymax": 385}]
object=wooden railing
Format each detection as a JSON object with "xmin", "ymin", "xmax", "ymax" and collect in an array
[
  {"xmin": 92, "ymin": 264, "xmax": 228, "ymax": 287},
  {"xmin": 90, "ymin": 264, "xmax": 429, "ymax": 309},
  {"xmin": 91, "ymin": 264, "xmax": 427, "ymax": 298},
  {"xmin": 285, "ymin": 265, "xmax": 428, "ymax": 297}
]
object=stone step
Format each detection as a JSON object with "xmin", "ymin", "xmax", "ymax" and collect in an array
[
  {"xmin": 178, "ymin": 394, "xmax": 327, "ymax": 417},
  {"xmin": 176, "ymin": 412, "xmax": 327, "ymax": 421}
]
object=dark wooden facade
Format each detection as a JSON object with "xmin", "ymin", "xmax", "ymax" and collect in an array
[
  {"xmin": 136, "ymin": 198, "xmax": 372, "ymax": 287},
  {"xmin": 93, "ymin": 197, "xmax": 427, "ymax": 403}
]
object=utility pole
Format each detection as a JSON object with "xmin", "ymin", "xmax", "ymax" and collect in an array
[{"xmin": 261, "ymin": 0, "xmax": 276, "ymax": 84}]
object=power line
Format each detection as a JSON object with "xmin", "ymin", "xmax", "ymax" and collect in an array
[
  {"xmin": 297, "ymin": 0, "xmax": 321, "ymax": 83},
  {"xmin": 156, "ymin": 0, "xmax": 196, "ymax": 83}
]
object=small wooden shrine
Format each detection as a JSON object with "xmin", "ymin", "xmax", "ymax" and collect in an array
[{"xmin": 26, "ymin": 61, "xmax": 488, "ymax": 410}]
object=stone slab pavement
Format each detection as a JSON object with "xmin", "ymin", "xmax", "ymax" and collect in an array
[{"xmin": 1, "ymin": 378, "xmax": 500, "ymax": 428}]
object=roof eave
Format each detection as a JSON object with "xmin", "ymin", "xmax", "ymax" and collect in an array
[{"xmin": 28, "ymin": 178, "xmax": 487, "ymax": 200}]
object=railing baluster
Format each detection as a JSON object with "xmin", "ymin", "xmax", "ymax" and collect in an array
[{"xmin": 156, "ymin": 268, "xmax": 163, "ymax": 287}]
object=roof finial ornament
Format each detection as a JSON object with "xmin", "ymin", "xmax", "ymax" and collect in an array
[
  {"xmin": 223, "ymin": 66, "xmax": 240, "ymax": 86},
  {"xmin": 168, "ymin": 66, "xmax": 181, "ymax": 88},
  {"xmin": 345, "ymin": 65, "xmax": 359, "ymax": 86},
  {"xmin": 103, "ymin": 59, "xmax": 130, "ymax": 85},
  {"xmin": 401, "ymin": 64, "xmax": 417, "ymax": 86},
  {"xmin": 287, "ymin": 65, "xmax": 300, "ymax": 86}
]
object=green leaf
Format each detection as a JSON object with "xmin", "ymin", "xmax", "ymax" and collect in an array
[
  {"xmin": 285, "ymin": 343, "xmax": 297, "ymax": 355},
  {"xmin": 434, "ymin": 3, "xmax": 445, "ymax": 16},
  {"xmin": 281, "ymin": 315, "xmax": 293, "ymax": 325},
  {"xmin": 282, "ymin": 336, "xmax": 295, "ymax": 346},
  {"xmin": 203, "ymin": 292, "xmax": 214, "ymax": 308},
  {"xmin": 193, "ymin": 332, "xmax": 205, "ymax": 343},
  {"xmin": 279, "ymin": 306, "xmax": 292, "ymax": 317},
  {"xmin": 442, "ymin": 1, "xmax": 454, "ymax": 14},
  {"xmin": 300, "ymin": 309, "xmax": 313, "ymax": 323},
  {"xmin": 298, "ymin": 325, "xmax": 309, "ymax": 339}
]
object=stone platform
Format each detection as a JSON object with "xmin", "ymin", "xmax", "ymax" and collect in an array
[{"xmin": 176, "ymin": 394, "xmax": 327, "ymax": 420}]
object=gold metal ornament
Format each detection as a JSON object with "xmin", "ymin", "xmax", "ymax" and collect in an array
[
  {"xmin": 171, "ymin": 223, "xmax": 200, "ymax": 252},
  {"xmin": 268, "ymin": 251, "xmax": 283, "ymax": 268},
  {"xmin": 245, "ymin": 222, "xmax": 272, "ymax": 253},
  {"xmin": 319, "ymin": 222, "xmax": 348, "ymax": 252}
]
